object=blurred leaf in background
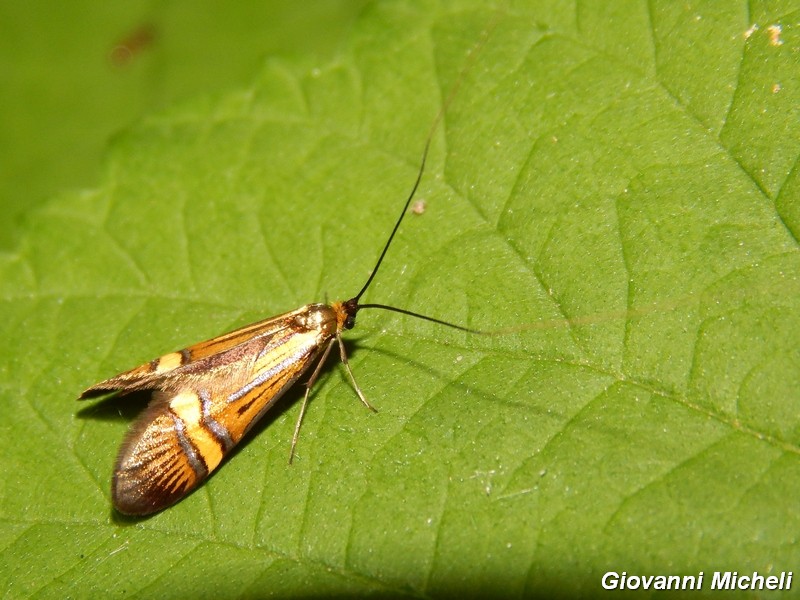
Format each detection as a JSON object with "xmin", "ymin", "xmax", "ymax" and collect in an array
[{"xmin": 0, "ymin": 0, "xmax": 367, "ymax": 249}]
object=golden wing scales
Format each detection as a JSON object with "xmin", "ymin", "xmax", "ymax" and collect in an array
[
  {"xmin": 83, "ymin": 304, "xmax": 343, "ymax": 515},
  {"xmin": 79, "ymin": 310, "xmax": 300, "ymax": 398},
  {"xmin": 112, "ymin": 395, "xmax": 205, "ymax": 515}
]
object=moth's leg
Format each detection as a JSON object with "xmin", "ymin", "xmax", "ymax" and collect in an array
[
  {"xmin": 337, "ymin": 333, "xmax": 377, "ymax": 413},
  {"xmin": 289, "ymin": 337, "xmax": 336, "ymax": 463}
]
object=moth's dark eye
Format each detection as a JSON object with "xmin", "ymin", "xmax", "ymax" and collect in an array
[{"xmin": 344, "ymin": 315, "xmax": 356, "ymax": 330}]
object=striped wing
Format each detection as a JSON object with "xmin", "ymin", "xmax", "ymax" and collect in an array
[
  {"xmin": 81, "ymin": 304, "xmax": 336, "ymax": 515},
  {"xmin": 80, "ymin": 307, "xmax": 313, "ymax": 398}
]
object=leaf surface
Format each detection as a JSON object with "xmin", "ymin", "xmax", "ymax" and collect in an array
[{"xmin": 1, "ymin": 2, "xmax": 799, "ymax": 598}]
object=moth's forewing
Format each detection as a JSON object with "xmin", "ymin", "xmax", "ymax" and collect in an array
[
  {"xmin": 79, "ymin": 308, "xmax": 304, "ymax": 398},
  {"xmin": 82, "ymin": 304, "xmax": 344, "ymax": 515}
]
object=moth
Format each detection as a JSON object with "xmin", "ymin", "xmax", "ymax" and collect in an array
[{"xmin": 80, "ymin": 123, "xmax": 481, "ymax": 517}]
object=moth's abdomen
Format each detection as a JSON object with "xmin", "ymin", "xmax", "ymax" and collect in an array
[{"xmin": 113, "ymin": 390, "xmax": 231, "ymax": 515}]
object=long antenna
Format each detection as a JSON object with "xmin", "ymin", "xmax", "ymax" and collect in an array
[
  {"xmin": 351, "ymin": 24, "xmax": 494, "ymax": 304},
  {"xmin": 351, "ymin": 135, "xmax": 432, "ymax": 302},
  {"xmin": 357, "ymin": 303, "xmax": 483, "ymax": 334}
]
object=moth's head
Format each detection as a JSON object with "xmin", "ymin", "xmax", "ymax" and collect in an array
[{"xmin": 334, "ymin": 298, "xmax": 359, "ymax": 331}]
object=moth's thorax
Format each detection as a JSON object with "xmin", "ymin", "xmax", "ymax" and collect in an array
[{"xmin": 294, "ymin": 303, "xmax": 340, "ymax": 336}]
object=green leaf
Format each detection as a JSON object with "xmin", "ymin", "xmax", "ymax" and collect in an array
[
  {"xmin": 0, "ymin": 0, "xmax": 366, "ymax": 249},
  {"xmin": 2, "ymin": 1, "xmax": 799, "ymax": 598}
]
